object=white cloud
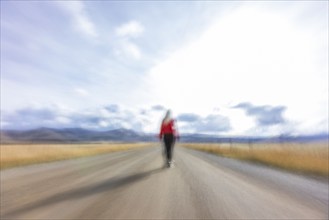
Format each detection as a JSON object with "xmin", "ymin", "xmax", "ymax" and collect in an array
[
  {"xmin": 146, "ymin": 4, "xmax": 328, "ymax": 135},
  {"xmin": 121, "ymin": 41, "xmax": 141, "ymax": 60},
  {"xmin": 114, "ymin": 21, "xmax": 144, "ymax": 60},
  {"xmin": 74, "ymin": 88, "xmax": 90, "ymax": 97},
  {"xmin": 2, "ymin": 2, "xmax": 327, "ymax": 136},
  {"xmin": 99, "ymin": 120, "xmax": 109, "ymax": 128},
  {"xmin": 56, "ymin": 1, "xmax": 97, "ymax": 37},
  {"xmin": 116, "ymin": 21, "xmax": 144, "ymax": 38},
  {"xmin": 55, "ymin": 116, "xmax": 71, "ymax": 125},
  {"xmin": 114, "ymin": 40, "xmax": 142, "ymax": 60}
]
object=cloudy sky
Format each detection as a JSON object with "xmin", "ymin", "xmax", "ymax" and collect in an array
[{"xmin": 1, "ymin": 1, "xmax": 328, "ymax": 136}]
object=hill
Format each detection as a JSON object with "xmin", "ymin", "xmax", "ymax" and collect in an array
[
  {"xmin": 0, "ymin": 128, "xmax": 153, "ymax": 143},
  {"xmin": 0, "ymin": 127, "xmax": 328, "ymax": 144}
]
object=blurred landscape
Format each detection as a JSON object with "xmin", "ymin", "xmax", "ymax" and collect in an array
[
  {"xmin": 0, "ymin": 142, "xmax": 152, "ymax": 169},
  {"xmin": 1, "ymin": 1, "xmax": 328, "ymax": 219},
  {"xmin": 182, "ymin": 142, "xmax": 328, "ymax": 176},
  {"xmin": 1, "ymin": 127, "xmax": 328, "ymax": 144},
  {"xmin": 1, "ymin": 128, "xmax": 327, "ymax": 175}
]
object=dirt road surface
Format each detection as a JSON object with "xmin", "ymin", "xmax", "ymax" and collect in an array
[{"xmin": 1, "ymin": 146, "xmax": 328, "ymax": 219}]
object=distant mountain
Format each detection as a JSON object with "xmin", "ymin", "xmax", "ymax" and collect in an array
[
  {"xmin": 0, "ymin": 127, "xmax": 328, "ymax": 144},
  {"xmin": 0, "ymin": 132, "xmax": 15, "ymax": 144},
  {"xmin": 271, "ymin": 133, "xmax": 329, "ymax": 143},
  {"xmin": 0, "ymin": 127, "xmax": 153, "ymax": 143},
  {"xmin": 180, "ymin": 133, "xmax": 328, "ymax": 143}
]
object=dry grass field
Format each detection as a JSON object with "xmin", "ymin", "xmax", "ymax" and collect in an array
[
  {"xmin": 180, "ymin": 142, "xmax": 329, "ymax": 176},
  {"xmin": 0, "ymin": 143, "xmax": 154, "ymax": 169}
]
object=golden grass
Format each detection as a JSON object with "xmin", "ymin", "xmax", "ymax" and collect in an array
[
  {"xmin": 180, "ymin": 142, "xmax": 329, "ymax": 176},
  {"xmin": 0, "ymin": 143, "xmax": 154, "ymax": 169}
]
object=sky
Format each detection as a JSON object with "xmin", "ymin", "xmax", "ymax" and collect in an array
[{"xmin": 1, "ymin": 1, "xmax": 328, "ymax": 136}]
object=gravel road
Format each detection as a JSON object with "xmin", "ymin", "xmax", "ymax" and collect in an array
[{"xmin": 1, "ymin": 145, "xmax": 328, "ymax": 219}]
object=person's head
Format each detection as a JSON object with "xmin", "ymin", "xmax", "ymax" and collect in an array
[
  {"xmin": 165, "ymin": 109, "xmax": 171, "ymax": 118},
  {"xmin": 163, "ymin": 109, "xmax": 172, "ymax": 124}
]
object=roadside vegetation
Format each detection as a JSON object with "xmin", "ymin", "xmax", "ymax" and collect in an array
[
  {"xmin": 180, "ymin": 142, "xmax": 328, "ymax": 176},
  {"xmin": 0, "ymin": 143, "xmax": 154, "ymax": 169}
]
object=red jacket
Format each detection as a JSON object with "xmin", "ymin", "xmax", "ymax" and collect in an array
[{"xmin": 159, "ymin": 119, "xmax": 179, "ymax": 139}]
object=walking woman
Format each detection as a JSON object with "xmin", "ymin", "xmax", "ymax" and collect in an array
[{"xmin": 159, "ymin": 110, "xmax": 179, "ymax": 168}]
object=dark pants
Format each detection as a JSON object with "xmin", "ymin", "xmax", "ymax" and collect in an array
[{"xmin": 163, "ymin": 134, "xmax": 175, "ymax": 162}]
